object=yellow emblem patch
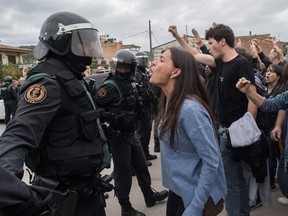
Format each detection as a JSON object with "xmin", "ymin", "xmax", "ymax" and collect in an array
[
  {"xmin": 24, "ymin": 84, "xmax": 47, "ymax": 104},
  {"xmin": 98, "ymin": 88, "xmax": 107, "ymax": 97}
]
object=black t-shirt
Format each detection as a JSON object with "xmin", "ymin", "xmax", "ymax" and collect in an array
[{"xmin": 215, "ymin": 55, "xmax": 255, "ymax": 127}]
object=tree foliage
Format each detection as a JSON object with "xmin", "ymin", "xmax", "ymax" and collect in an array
[
  {"xmin": 0, "ymin": 64, "xmax": 22, "ymax": 83},
  {"xmin": 19, "ymin": 45, "xmax": 36, "ymax": 64}
]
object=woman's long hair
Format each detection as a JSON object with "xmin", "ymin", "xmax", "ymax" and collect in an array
[{"xmin": 155, "ymin": 47, "xmax": 216, "ymax": 148}]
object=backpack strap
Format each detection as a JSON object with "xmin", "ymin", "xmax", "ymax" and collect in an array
[
  {"xmin": 103, "ymin": 79, "xmax": 123, "ymax": 106},
  {"xmin": 79, "ymin": 80, "xmax": 111, "ymax": 170}
]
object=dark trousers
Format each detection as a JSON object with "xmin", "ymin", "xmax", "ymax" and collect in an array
[
  {"xmin": 110, "ymin": 131, "xmax": 151, "ymax": 200},
  {"xmin": 278, "ymin": 153, "xmax": 288, "ymax": 198},
  {"xmin": 267, "ymin": 135, "xmax": 280, "ymax": 185},
  {"xmin": 136, "ymin": 105, "xmax": 152, "ymax": 156},
  {"xmin": 4, "ymin": 101, "xmax": 17, "ymax": 125},
  {"xmin": 75, "ymin": 193, "xmax": 106, "ymax": 216},
  {"xmin": 166, "ymin": 190, "xmax": 184, "ymax": 216},
  {"xmin": 166, "ymin": 191, "xmax": 224, "ymax": 216}
]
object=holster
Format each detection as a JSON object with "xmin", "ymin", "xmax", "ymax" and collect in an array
[
  {"xmin": 48, "ymin": 190, "xmax": 78, "ymax": 216},
  {"xmin": 99, "ymin": 174, "xmax": 114, "ymax": 192}
]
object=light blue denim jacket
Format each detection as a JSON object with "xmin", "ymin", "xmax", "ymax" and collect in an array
[
  {"xmin": 260, "ymin": 91, "xmax": 288, "ymax": 113},
  {"xmin": 260, "ymin": 91, "xmax": 288, "ymax": 172},
  {"xmin": 160, "ymin": 99, "xmax": 227, "ymax": 216}
]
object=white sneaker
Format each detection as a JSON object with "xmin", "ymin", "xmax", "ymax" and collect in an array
[{"xmin": 277, "ymin": 197, "xmax": 288, "ymax": 206}]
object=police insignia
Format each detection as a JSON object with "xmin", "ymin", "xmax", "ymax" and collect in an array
[
  {"xmin": 98, "ymin": 88, "xmax": 107, "ymax": 97},
  {"xmin": 24, "ymin": 84, "xmax": 47, "ymax": 104}
]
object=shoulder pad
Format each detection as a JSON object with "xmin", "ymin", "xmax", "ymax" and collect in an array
[
  {"xmin": 55, "ymin": 70, "xmax": 74, "ymax": 80},
  {"xmin": 20, "ymin": 73, "xmax": 52, "ymax": 94}
]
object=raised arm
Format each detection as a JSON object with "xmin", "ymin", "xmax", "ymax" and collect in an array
[
  {"xmin": 237, "ymin": 77, "xmax": 288, "ymax": 111},
  {"xmin": 236, "ymin": 77, "xmax": 265, "ymax": 107},
  {"xmin": 168, "ymin": 25, "xmax": 216, "ymax": 67}
]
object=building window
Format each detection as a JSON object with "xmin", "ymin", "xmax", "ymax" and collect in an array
[
  {"xmin": 0, "ymin": 55, "xmax": 2, "ymax": 64},
  {"xmin": 8, "ymin": 55, "xmax": 16, "ymax": 64}
]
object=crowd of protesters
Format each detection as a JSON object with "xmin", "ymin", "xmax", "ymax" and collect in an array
[{"xmin": 167, "ymin": 22, "xmax": 288, "ymax": 215}]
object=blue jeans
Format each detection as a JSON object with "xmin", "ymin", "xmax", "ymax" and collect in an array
[
  {"xmin": 278, "ymin": 153, "xmax": 288, "ymax": 198},
  {"xmin": 219, "ymin": 128, "xmax": 250, "ymax": 216}
]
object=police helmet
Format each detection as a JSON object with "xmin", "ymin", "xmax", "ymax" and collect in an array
[
  {"xmin": 4, "ymin": 76, "xmax": 12, "ymax": 84},
  {"xmin": 33, "ymin": 11, "xmax": 103, "ymax": 60},
  {"xmin": 111, "ymin": 49, "xmax": 137, "ymax": 79},
  {"xmin": 135, "ymin": 51, "xmax": 149, "ymax": 68}
]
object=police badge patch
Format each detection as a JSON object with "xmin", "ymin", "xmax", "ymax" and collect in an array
[
  {"xmin": 97, "ymin": 88, "xmax": 107, "ymax": 97},
  {"xmin": 24, "ymin": 84, "xmax": 47, "ymax": 104}
]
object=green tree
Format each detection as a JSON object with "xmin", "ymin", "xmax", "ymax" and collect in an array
[
  {"xmin": 90, "ymin": 59, "xmax": 109, "ymax": 71},
  {"xmin": 19, "ymin": 45, "xmax": 36, "ymax": 64},
  {"xmin": 0, "ymin": 64, "xmax": 22, "ymax": 83}
]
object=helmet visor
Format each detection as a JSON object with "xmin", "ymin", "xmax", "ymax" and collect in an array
[
  {"xmin": 137, "ymin": 57, "xmax": 148, "ymax": 67},
  {"xmin": 71, "ymin": 29, "xmax": 103, "ymax": 58}
]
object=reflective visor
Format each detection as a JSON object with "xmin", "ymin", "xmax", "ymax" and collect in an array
[
  {"xmin": 71, "ymin": 29, "xmax": 103, "ymax": 58},
  {"xmin": 56, "ymin": 22, "xmax": 103, "ymax": 58}
]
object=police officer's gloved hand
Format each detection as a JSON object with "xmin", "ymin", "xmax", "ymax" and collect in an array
[
  {"xmin": 1, "ymin": 198, "xmax": 49, "ymax": 216},
  {"xmin": 2, "ymin": 185, "xmax": 52, "ymax": 216}
]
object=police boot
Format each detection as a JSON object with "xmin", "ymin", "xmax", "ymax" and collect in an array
[
  {"xmin": 142, "ymin": 187, "xmax": 168, "ymax": 207},
  {"xmin": 120, "ymin": 199, "xmax": 145, "ymax": 216},
  {"xmin": 146, "ymin": 154, "xmax": 157, "ymax": 161}
]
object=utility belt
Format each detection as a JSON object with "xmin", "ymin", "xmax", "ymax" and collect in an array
[
  {"xmin": 105, "ymin": 126, "xmax": 135, "ymax": 148},
  {"xmin": 32, "ymin": 174, "xmax": 114, "ymax": 197},
  {"xmin": 31, "ymin": 174, "xmax": 113, "ymax": 216}
]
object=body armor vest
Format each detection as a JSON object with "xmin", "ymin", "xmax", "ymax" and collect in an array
[
  {"xmin": 105, "ymin": 75, "xmax": 140, "ymax": 111},
  {"xmin": 24, "ymin": 59, "xmax": 105, "ymax": 179},
  {"xmin": 103, "ymin": 75, "xmax": 144, "ymax": 132}
]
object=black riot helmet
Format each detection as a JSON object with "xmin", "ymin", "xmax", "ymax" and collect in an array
[
  {"xmin": 111, "ymin": 49, "xmax": 137, "ymax": 80},
  {"xmin": 33, "ymin": 11, "xmax": 103, "ymax": 61},
  {"xmin": 4, "ymin": 76, "xmax": 12, "ymax": 85},
  {"xmin": 135, "ymin": 51, "xmax": 149, "ymax": 69}
]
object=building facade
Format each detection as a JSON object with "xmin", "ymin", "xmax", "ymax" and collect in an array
[{"xmin": 0, "ymin": 44, "xmax": 32, "ymax": 65}]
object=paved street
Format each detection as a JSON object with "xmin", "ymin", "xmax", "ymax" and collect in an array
[
  {"xmin": 101, "ymin": 153, "xmax": 288, "ymax": 216},
  {"xmin": 0, "ymin": 122, "xmax": 287, "ymax": 215}
]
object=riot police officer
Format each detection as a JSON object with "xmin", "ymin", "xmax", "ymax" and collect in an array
[
  {"xmin": 0, "ymin": 11, "xmax": 111, "ymax": 216},
  {"xmin": 95, "ymin": 49, "xmax": 168, "ymax": 216},
  {"xmin": 0, "ymin": 76, "xmax": 18, "ymax": 124},
  {"xmin": 134, "ymin": 52, "xmax": 157, "ymax": 161}
]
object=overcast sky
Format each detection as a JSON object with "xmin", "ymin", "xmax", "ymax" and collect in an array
[{"xmin": 1, "ymin": 0, "xmax": 287, "ymax": 52}]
